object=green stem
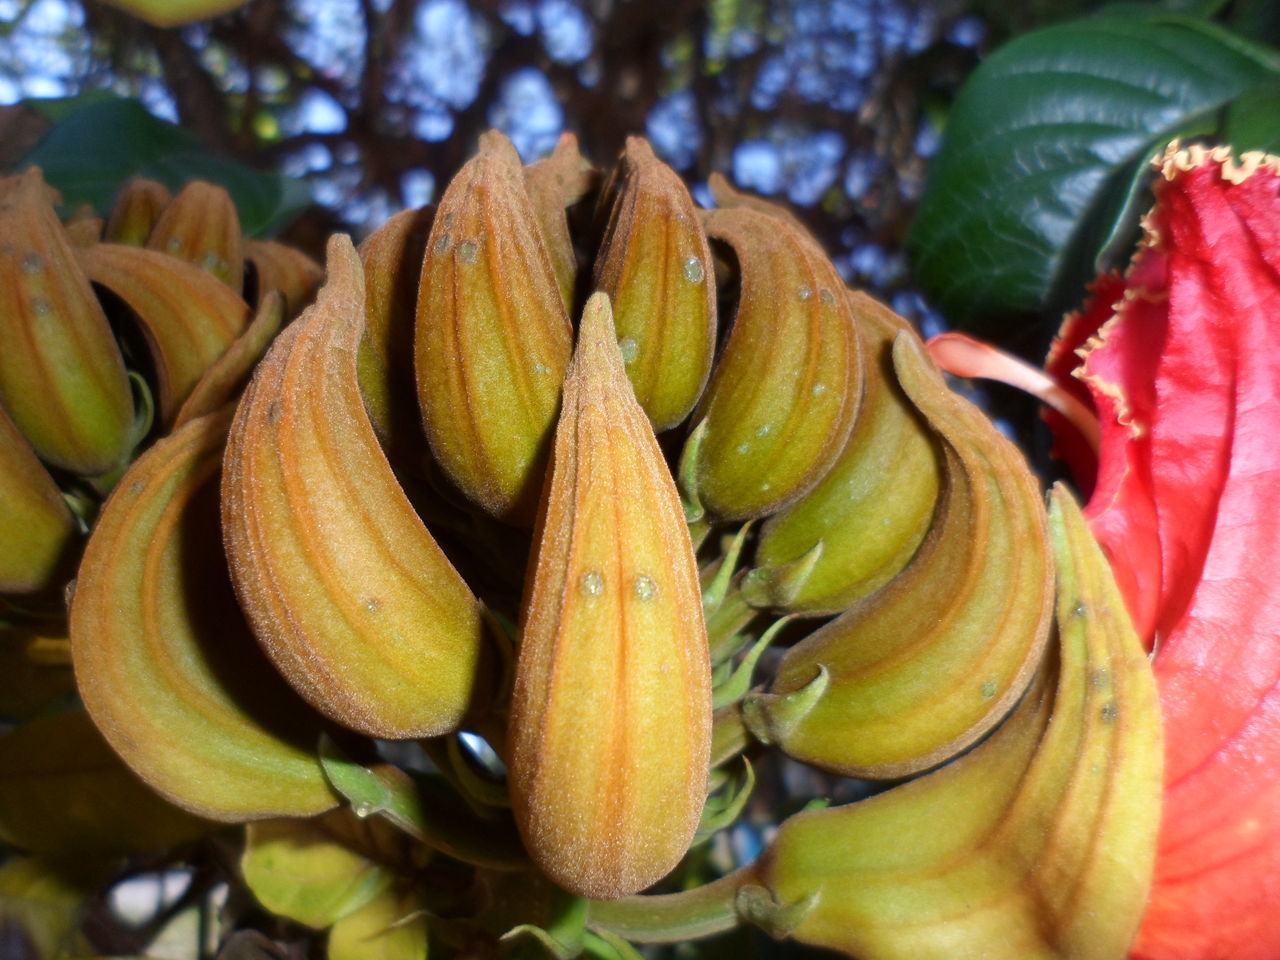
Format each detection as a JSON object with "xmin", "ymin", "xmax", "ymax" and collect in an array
[
  {"xmin": 706, "ymin": 585, "xmax": 758, "ymax": 662},
  {"xmin": 711, "ymin": 704, "xmax": 751, "ymax": 768},
  {"xmin": 586, "ymin": 865, "xmax": 759, "ymax": 943}
]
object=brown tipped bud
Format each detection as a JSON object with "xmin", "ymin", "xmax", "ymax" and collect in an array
[
  {"xmin": 525, "ymin": 131, "xmax": 596, "ymax": 311},
  {"xmin": 358, "ymin": 205, "xmax": 435, "ymax": 444},
  {"xmin": 223, "ymin": 235, "xmax": 485, "ymax": 739},
  {"xmin": 757, "ymin": 487, "xmax": 1160, "ymax": 960},
  {"xmin": 147, "ymin": 180, "xmax": 244, "ymax": 292},
  {"xmin": 245, "ymin": 238, "xmax": 324, "ymax": 317},
  {"xmin": 593, "ymin": 137, "xmax": 716, "ymax": 431},
  {"xmin": 105, "ymin": 177, "xmax": 173, "ymax": 246},
  {"xmin": 77, "ymin": 243, "xmax": 251, "ymax": 425},
  {"xmin": 747, "ymin": 332, "xmax": 1053, "ymax": 778},
  {"xmin": 415, "ymin": 131, "xmax": 573, "ymax": 524},
  {"xmin": 749, "ymin": 292, "xmax": 942, "ymax": 614},
  {"xmin": 0, "ymin": 168, "xmax": 134, "ymax": 475},
  {"xmin": 70, "ymin": 409, "xmax": 337, "ymax": 821},
  {"xmin": 509, "ymin": 292, "xmax": 711, "ymax": 899},
  {"xmin": 0, "ymin": 402, "xmax": 75, "ymax": 595},
  {"xmin": 690, "ymin": 204, "xmax": 861, "ymax": 520}
]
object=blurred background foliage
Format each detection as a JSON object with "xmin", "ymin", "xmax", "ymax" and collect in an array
[
  {"xmin": 5, "ymin": 0, "xmax": 1279, "ymax": 334},
  {"xmin": 0, "ymin": 0, "xmax": 1083, "ymax": 333}
]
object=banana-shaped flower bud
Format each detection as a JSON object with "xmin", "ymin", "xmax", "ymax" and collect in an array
[
  {"xmin": 415, "ymin": 131, "xmax": 573, "ymax": 524},
  {"xmin": 105, "ymin": 177, "xmax": 172, "ymax": 246},
  {"xmin": 593, "ymin": 137, "xmax": 716, "ymax": 431},
  {"xmin": 688, "ymin": 200, "xmax": 861, "ymax": 520},
  {"xmin": 752, "ymin": 487, "xmax": 1160, "ymax": 960},
  {"xmin": 0, "ymin": 168, "xmax": 134, "ymax": 476},
  {"xmin": 509, "ymin": 293, "xmax": 711, "ymax": 899},
  {"xmin": 77, "ymin": 243, "xmax": 250, "ymax": 425},
  {"xmin": 223, "ymin": 235, "xmax": 485, "ymax": 739},
  {"xmin": 745, "ymin": 332, "xmax": 1053, "ymax": 778},
  {"xmin": 0, "ymin": 402, "xmax": 75, "ymax": 595},
  {"xmin": 147, "ymin": 180, "xmax": 245, "ymax": 293},
  {"xmin": 71, "ymin": 408, "xmax": 336, "ymax": 821},
  {"xmin": 747, "ymin": 292, "xmax": 941, "ymax": 614}
]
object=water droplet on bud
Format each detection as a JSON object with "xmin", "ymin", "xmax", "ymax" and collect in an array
[
  {"xmin": 633, "ymin": 574, "xmax": 657, "ymax": 601},
  {"xmin": 618, "ymin": 337, "xmax": 639, "ymax": 363},
  {"xmin": 683, "ymin": 256, "xmax": 704, "ymax": 283},
  {"xmin": 581, "ymin": 570, "xmax": 605, "ymax": 596},
  {"xmin": 458, "ymin": 240, "xmax": 478, "ymax": 263}
]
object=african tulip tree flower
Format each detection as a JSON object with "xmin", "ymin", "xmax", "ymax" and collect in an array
[{"xmin": 930, "ymin": 141, "xmax": 1280, "ymax": 960}]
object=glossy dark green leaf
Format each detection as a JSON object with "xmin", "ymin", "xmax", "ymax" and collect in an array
[
  {"xmin": 21, "ymin": 95, "xmax": 309, "ymax": 236},
  {"xmin": 910, "ymin": 13, "xmax": 1280, "ymax": 326}
]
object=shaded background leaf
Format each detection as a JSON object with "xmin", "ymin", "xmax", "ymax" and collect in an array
[
  {"xmin": 21, "ymin": 94, "xmax": 309, "ymax": 236},
  {"xmin": 910, "ymin": 11, "xmax": 1280, "ymax": 333}
]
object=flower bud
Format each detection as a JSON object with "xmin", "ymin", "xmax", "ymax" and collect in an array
[
  {"xmin": 747, "ymin": 292, "xmax": 941, "ymax": 614},
  {"xmin": 415, "ymin": 131, "xmax": 572, "ymax": 524},
  {"xmin": 0, "ymin": 402, "xmax": 75, "ymax": 595},
  {"xmin": 223, "ymin": 235, "xmax": 485, "ymax": 739},
  {"xmin": 105, "ymin": 177, "xmax": 172, "ymax": 246},
  {"xmin": 0, "ymin": 168, "xmax": 134, "ymax": 476},
  {"xmin": 755, "ymin": 486, "xmax": 1160, "ymax": 960},
  {"xmin": 746, "ymin": 332, "xmax": 1052, "ymax": 778},
  {"xmin": 147, "ymin": 180, "xmax": 244, "ymax": 292},
  {"xmin": 593, "ymin": 137, "xmax": 716, "ymax": 430},
  {"xmin": 689, "ymin": 200, "xmax": 861, "ymax": 520},
  {"xmin": 77, "ymin": 243, "xmax": 250, "ymax": 425},
  {"xmin": 509, "ymin": 292, "xmax": 711, "ymax": 899},
  {"xmin": 70, "ymin": 408, "xmax": 337, "ymax": 821}
]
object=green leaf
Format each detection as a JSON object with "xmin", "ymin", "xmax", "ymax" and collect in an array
[
  {"xmin": 1223, "ymin": 80, "xmax": 1280, "ymax": 153},
  {"xmin": 20, "ymin": 94, "xmax": 310, "ymax": 237},
  {"xmin": 910, "ymin": 12, "xmax": 1280, "ymax": 328},
  {"xmin": 241, "ymin": 810, "xmax": 404, "ymax": 929}
]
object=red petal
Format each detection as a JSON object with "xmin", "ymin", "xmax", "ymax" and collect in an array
[
  {"xmin": 1079, "ymin": 144, "xmax": 1280, "ymax": 960},
  {"xmin": 1043, "ymin": 272, "xmax": 1126, "ymax": 492}
]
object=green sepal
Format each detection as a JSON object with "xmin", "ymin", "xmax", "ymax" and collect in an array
[
  {"xmin": 741, "ymin": 666, "xmax": 829, "ymax": 746},
  {"xmin": 741, "ymin": 541, "xmax": 823, "ymax": 610},
  {"xmin": 734, "ymin": 884, "xmax": 817, "ymax": 940}
]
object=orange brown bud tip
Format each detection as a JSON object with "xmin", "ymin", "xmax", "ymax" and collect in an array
[
  {"xmin": 689, "ymin": 204, "xmax": 861, "ymax": 520},
  {"xmin": 70, "ymin": 409, "xmax": 337, "ymax": 821},
  {"xmin": 245, "ymin": 239, "xmax": 324, "ymax": 317},
  {"xmin": 594, "ymin": 137, "xmax": 716, "ymax": 431},
  {"xmin": 415, "ymin": 130, "xmax": 572, "ymax": 524},
  {"xmin": 754, "ymin": 486, "xmax": 1160, "ymax": 960},
  {"xmin": 105, "ymin": 177, "xmax": 172, "ymax": 246},
  {"xmin": 222, "ymin": 234, "xmax": 486, "ymax": 739},
  {"xmin": 0, "ymin": 402, "xmax": 76, "ymax": 596},
  {"xmin": 147, "ymin": 180, "xmax": 245, "ymax": 292},
  {"xmin": 509, "ymin": 292, "xmax": 712, "ymax": 899},
  {"xmin": 76, "ymin": 243, "xmax": 251, "ymax": 425},
  {"xmin": 0, "ymin": 168, "xmax": 134, "ymax": 476}
]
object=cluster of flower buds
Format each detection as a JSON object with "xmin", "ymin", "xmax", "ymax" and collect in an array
[{"xmin": 1, "ymin": 132, "xmax": 1163, "ymax": 960}]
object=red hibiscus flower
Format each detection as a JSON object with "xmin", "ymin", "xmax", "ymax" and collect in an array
[{"xmin": 929, "ymin": 142, "xmax": 1280, "ymax": 960}]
